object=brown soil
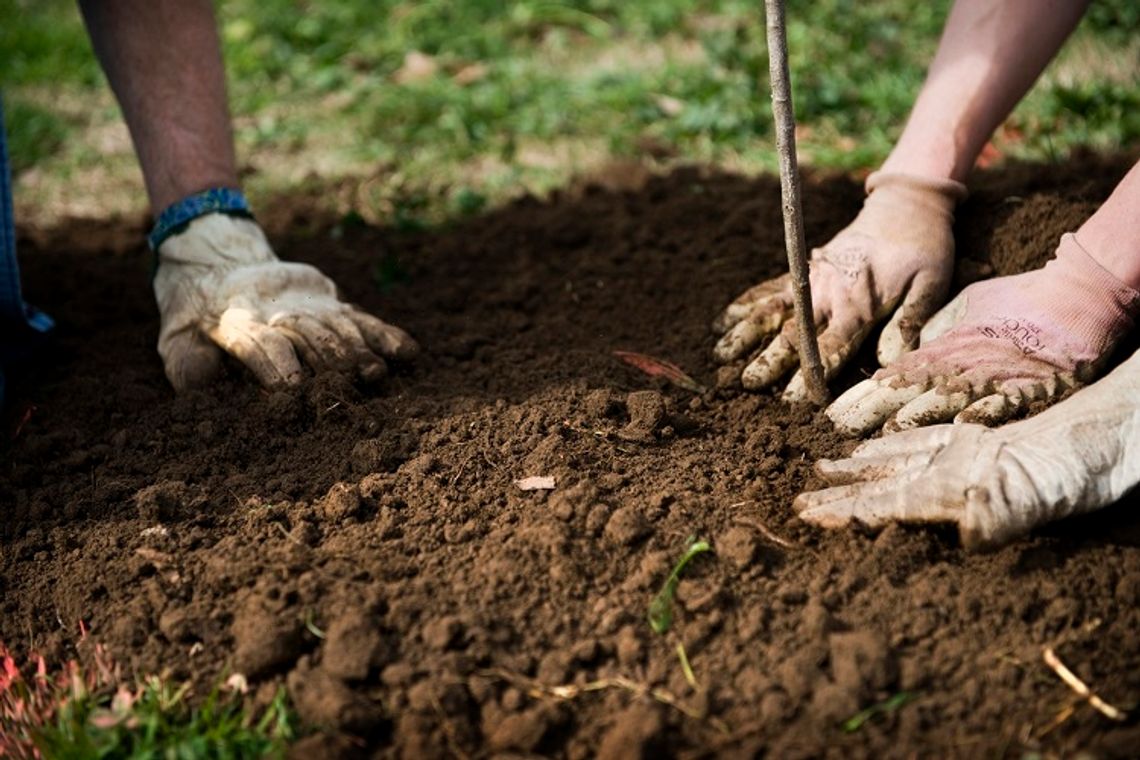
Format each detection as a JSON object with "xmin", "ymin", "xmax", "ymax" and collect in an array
[{"xmin": 4, "ymin": 155, "xmax": 1140, "ymax": 759}]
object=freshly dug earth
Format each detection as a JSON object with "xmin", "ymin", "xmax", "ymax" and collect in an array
[{"xmin": 4, "ymin": 155, "xmax": 1140, "ymax": 759}]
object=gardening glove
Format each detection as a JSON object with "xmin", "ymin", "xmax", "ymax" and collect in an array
[
  {"xmin": 827, "ymin": 233, "xmax": 1140, "ymax": 436},
  {"xmin": 712, "ymin": 172, "xmax": 967, "ymax": 401},
  {"xmin": 154, "ymin": 214, "xmax": 418, "ymax": 391},
  {"xmin": 795, "ymin": 346, "xmax": 1140, "ymax": 550}
]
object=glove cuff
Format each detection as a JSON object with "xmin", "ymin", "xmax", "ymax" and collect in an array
[
  {"xmin": 864, "ymin": 171, "xmax": 968, "ymax": 204},
  {"xmin": 1048, "ymin": 233, "xmax": 1140, "ymax": 355},
  {"xmin": 148, "ymin": 187, "xmax": 254, "ymax": 252}
]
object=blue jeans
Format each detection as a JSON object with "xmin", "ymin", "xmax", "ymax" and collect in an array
[{"xmin": 0, "ymin": 94, "xmax": 55, "ymax": 403}]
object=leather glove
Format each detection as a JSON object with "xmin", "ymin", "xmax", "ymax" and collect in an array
[
  {"xmin": 712, "ymin": 172, "xmax": 967, "ymax": 400},
  {"xmin": 828, "ymin": 233, "xmax": 1140, "ymax": 435},
  {"xmin": 154, "ymin": 214, "xmax": 417, "ymax": 390},
  {"xmin": 796, "ymin": 346, "xmax": 1140, "ymax": 550}
]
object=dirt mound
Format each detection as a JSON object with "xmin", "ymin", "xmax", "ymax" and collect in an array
[{"xmin": 3, "ymin": 155, "xmax": 1140, "ymax": 758}]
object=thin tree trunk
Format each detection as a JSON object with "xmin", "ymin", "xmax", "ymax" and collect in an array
[{"xmin": 764, "ymin": 0, "xmax": 828, "ymax": 405}]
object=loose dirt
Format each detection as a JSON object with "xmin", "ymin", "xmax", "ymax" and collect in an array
[{"xmin": 3, "ymin": 154, "xmax": 1140, "ymax": 758}]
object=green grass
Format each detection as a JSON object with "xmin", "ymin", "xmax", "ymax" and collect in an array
[
  {"xmin": 3, "ymin": 0, "xmax": 1138, "ymax": 225},
  {"xmin": 1, "ymin": 643, "xmax": 295, "ymax": 759},
  {"xmin": 36, "ymin": 680, "xmax": 294, "ymax": 760}
]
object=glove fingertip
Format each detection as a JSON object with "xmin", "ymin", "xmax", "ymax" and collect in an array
[{"xmin": 163, "ymin": 338, "xmax": 225, "ymax": 393}]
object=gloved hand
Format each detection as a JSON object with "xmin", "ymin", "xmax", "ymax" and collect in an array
[
  {"xmin": 795, "ymin": 347, "xmax": 1140, "ymax": 550},
  {"xmin": 712, "ymin": 172, "xmax": 967, "ymax": 400},
  {"xmin": 827, "ymin": 233, "xmax": 1140, "ymax": 436},
  {"xmin": 154, "ymin": 214, "xmax": 418, "ymax": 391}
]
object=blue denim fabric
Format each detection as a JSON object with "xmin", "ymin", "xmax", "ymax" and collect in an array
[{"xmin": 1, "ymin": 94, "xmax": 56, "ymax": 403}]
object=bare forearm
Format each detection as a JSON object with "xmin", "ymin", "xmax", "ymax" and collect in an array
[
  {"xmin": 79, "ymin": 0, "xmax": 239, "ymax": 212},
  {"xmin": 1076, "ymin": 161, "xmax": 1140, "ymax": 290},
  {"xmin": 882, "ymin": 0, "xmax": 1091, "ymax": 183}
]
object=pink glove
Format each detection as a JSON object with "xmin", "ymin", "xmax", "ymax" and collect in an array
[
  {"xmin": 828, "ymin": 233, "xmax": 1140, "ymax": 435},
  {"xmin": 712, "ymin": 172, "xmax": 967, "ymax": 400}
]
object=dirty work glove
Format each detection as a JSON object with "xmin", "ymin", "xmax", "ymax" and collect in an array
[
  {"xmin": 712, "ymin": 172, "xmax": 967, "ymax": 401},
  {"xmin": 154, "ymin": 213, "xmax": 417, "ymax": 391},
  {"xmin": 795, "ymin": 347, "xmax": 1140, "ymax": 550},
  {"xmin": 828, "ymin": 233, "xmax": 1140, "ymax": 436}
]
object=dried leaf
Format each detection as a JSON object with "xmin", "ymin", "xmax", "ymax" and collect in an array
[
  {"xmin": 614, "ymin": 351, "xmax": 706, "ymax": 393},
  {"xmin": 514, "ymin": 476, "xmax": 556, "ymax": 491}
]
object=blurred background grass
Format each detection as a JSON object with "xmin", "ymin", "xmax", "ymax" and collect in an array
[{"xmin": 3, "ymin": 0, "xmax": 1138, "ymax": 226}]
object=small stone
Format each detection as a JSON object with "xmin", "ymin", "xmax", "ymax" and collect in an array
[
  {"xmin": 603, "ymin": 506, "xmax": 650, "ymax": 546},
  {"xmin": 318, "ymin": 482, "xmax": 361, "ymax": 523}
]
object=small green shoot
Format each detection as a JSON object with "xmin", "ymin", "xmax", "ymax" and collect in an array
[
  {"xmin": 303, "ymin": 610, "xmax": 327, "ymax": 640},
  {"xmin": 676, "ymin": 642, "xmax": 699, "ymax": 690},
  {"xmin": 841, "ymin": 691, "xmax": 914, "ymax": 733},
  {"xmin": 648, "ymin": 537, "xmax": 711, "ymax": 635}
]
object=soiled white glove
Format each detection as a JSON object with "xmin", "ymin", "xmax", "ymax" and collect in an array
[
  {"xmin": 712, "ymin": 172, "xmax": 966, "ymax": 400},
  {"xmin": 154, "ymin": 214, "xmax": 417, "ymax": 390},
  {"xmin": 796, "ymin": 348, "xmax": 1140, "ymax": 550},
  {"xmin": 827, "ymin": 234, "xmax": 1140, "ymax": 435}
]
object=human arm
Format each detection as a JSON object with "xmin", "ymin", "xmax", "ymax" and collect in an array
[
  {"xmin": 79, "ymin": 0, "xmax": 417, "ymax": 390},
  {"xmin": 828, "ymin": 161, "xmax": 1140, "ymax": 435},
  {"xmin": 713, "ymin": 0, "xmax": 1093, "ymax": 396}
]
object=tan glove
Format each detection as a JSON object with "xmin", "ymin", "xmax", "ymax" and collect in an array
[
  {"xmin": 796, "ymin": 346, "xmax": 1140, "ymax": 550},
  {"xmin": 712, "ymin": 172, "xmax": 967, "ymax": 400},
  {"xmin": 154, "ymin": 214, "xmax": 417, "ymax": 390}
]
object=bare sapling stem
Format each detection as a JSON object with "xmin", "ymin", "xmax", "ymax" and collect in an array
[{"xmin": 764, "ymin": 0, "xmax": 828, "ymax": 405}]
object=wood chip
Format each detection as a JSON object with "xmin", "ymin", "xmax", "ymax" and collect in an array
[{"xmin": 514, "ymin": 476, "xmax": 555, "ymax": 491}]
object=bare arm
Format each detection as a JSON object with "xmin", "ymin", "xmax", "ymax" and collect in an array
[
  {"xmin": 79, "ymin": 0, "xmax": 239, "ymax": 212},
  {"xmin": 882, "ymin": 0, "xmax": 1091, "ymax": 184}
]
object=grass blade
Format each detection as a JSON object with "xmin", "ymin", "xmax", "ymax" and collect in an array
[
  {"xmin": 842, "ymin": 691, "xmax": 913, "ymax": 732},
  {"xmin": 648, "ymin": 537, "xmax": 711, "ymax": 635}
]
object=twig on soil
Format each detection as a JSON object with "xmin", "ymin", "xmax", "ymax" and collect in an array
[
  {"xmin": 560, "ymin": 420, "xmax": 636, "ymax": 453},
  {"xmin": 763, "ymin": 0, "xmax": 828, "ymax": 405},
  {"xmin": 613, "ymin": 350, "xmax": 708, "ymax": 394},
  {"xmin": 1042, "ymin": 646, "xmax": 1127, "ymax": 722},
  {"xmin": 729, "ymin": 509, "xmax": 796, "ymax": 549},
  {"xmin": 477, "ymin": 669, "xmax": 729, "ymax": 733},
  {"xmin": 648, "ymin": 537, "xmax": 712, "ymax": 635},
  {"xmin": 676, "ymin": 642, "xmax": 699, "ymax": 690}
]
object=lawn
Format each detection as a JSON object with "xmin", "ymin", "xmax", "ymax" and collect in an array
[{"xmin": 3, "ymin": 0, "xmax": 1138, "ymax": 226}]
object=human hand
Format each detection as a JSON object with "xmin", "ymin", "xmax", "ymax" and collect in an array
[
  {"xmin": 795, "ymin": 347, "xmax": 1140, "ymax": 550},
  {"xmin": 827, "ymin": 234, "xmax": 1140, "ymax": 436},
  {"xmin": 712, "ymin": 172, "xmax": 966, "ymax": 401},
  {"xmin": 153, "ymin": 214, "xmax": 417, "ymax": 391}
]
